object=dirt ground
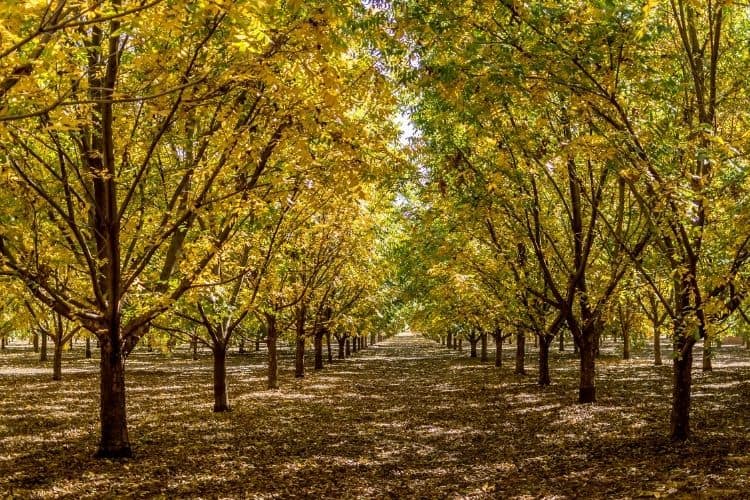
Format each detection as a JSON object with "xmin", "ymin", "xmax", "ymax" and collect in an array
[{"xmin": 1, "ymin": 333, "xmax": 748, "ymax": 498}]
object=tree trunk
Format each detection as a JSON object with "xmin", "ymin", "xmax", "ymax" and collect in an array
[
  {"xmin": 294, "ymin": 305, "xmax": 306, "ymax": 378},
  {"xmin": 338, "ymin": 337, "xmax": 345, "ymax": 359},
  {"xmin": 494, "ymin": 334, "xmax": 502, "ymax": 367},
  {"xmin": 238, "ymin": 338, "xmax": 245, "ymax": 354},
  {"xmin": 52, "ymin": 340, "xmax": 63, "ymax": 381},
  {"xmin": 654, "ymin": 326, "xmax": 662, "ymax": 366},
  {"xmin": 559, "ymin": 330, "xmax": 565, "ymax": 352},
  {"xmin": 623, "ymin": 328, "xmax": 630, "ymax": 360},
  {"xmin": 212, "ymin": 346, "xmax": 230, "ymax": 412},
  {"xmin": 326, "ymin": 332, "xmax": 333, "ymax": 363},
  {"xmin": 352, "ymin": 337, "xmax": 358, "ymax": 353},
  {"xmin": 447, "ymin": 331, "xmax": 453, "ymax": 349},
  {"xmin": 671, "ymin": 336, "xmax": 695, "ymax": 441},
  {"xmin": 458, "ymin": 338, "xmax": 463, "ymax": 351},
  {"xmin": 95, "ymin": 335, "xmax": 132, "ymax": 458},
  {"xmin": 480, "ymin": 332, "xmax": 488, "ymax": 362},
  {"xmin": 267, "ymin": 316, "xmax": 279, "ymax": 390},
  {"xmin": 86, "ymin": 336, "xmax": 92, "ymax": 359},
  {"xmin": 702, "ymin": 335, "xmax": 712, "ymax": 372},
  {"xmin": 255, "ymin": 337, "xmax": 261, "ymax": 351},
  {"xmin": 345, "ymin": 338, "xmax": 351, "ymax": 357},
  {"xmin": 314, "ymin": 334, "xmax": 324, "ymax": 370},
  {"xmin": 377, "ymin": 333, "xmax": 382, "ymax": 343},
  {"xmin": 40, "ymin": 331, "xmax": 48, "ymax": 362},
  {"xmin": 469, "ymin": 338, "xmax": 478, "ymax": 358},
  {"xmin": 191, "ymin": 338, "xmax": 198, "ymax": 360},
  {"xmin": 515, "ymin": 331, "xmax": 525, "ymax": 375},
  {"xmin": 33, "ymin": 331, "xmax": 39, "ymax": 353},
  {"xmin": 294, "ymin": 335, "xmax": 305, "ymax": 378},
  {"xmin": 578, "ymin": 328, "xmax": 597, "ymax": 403},
  {"xmin": 1, "ymin": 336, "xmax": 5, "ymax": 350},
  {"xmin": 538, "ymin": 336, "xmax": 551, "ymax": 386}
]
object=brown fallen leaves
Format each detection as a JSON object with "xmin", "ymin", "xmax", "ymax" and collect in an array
[{"xmin": 0, "ymin": 334, "xmax": 748, "ymax": 498}]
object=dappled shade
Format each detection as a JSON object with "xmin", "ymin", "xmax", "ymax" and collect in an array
[{"xmin": 1, "ymin": 334, "xmax": 748, "ymax": 497}]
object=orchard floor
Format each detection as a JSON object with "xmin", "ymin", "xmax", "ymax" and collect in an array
[{"xmin": 1, "ymin": 334, "xmax": 749, "ymax": 499}]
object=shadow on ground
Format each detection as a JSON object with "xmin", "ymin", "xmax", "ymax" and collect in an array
[{"xmin": 1, "ymin": 334, "xmax": 748, "ymax": 498}]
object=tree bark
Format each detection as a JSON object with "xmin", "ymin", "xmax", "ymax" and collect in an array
[
  {"xmin": 266, "ymin": 315, "xmax": 279, "ymax": 390},
  {"xmin": 559, "ymin": 330, "xmax": 565, "ymax": 351},
  {"xmin": 494, "ymin": 333, "xmax": 502, "ymax": 367},
  {"xmin": 338, "ymin": 337, "xmax": 345, "ymax": 359},
  {"xmin": 623, "ymin": 328, "xmax": 630, "ymax": 360},
  {"xmin": 458, "ymin": 338, "xmax": 463, "ymax": 351},
  {"xmin": 326, "ymin": 331, "xmax": 333, "ymax": 363},
  {"xmin": 469, "ymin": 337, "xmax": 478, "ymax": 358},
  {"xmin": 52, "ymin": 340, "xmax": 63, "ymax": 381},
  {"xmin": 345, "ymin": 338, "xmax": 351, "ymax": 357},
  {"xmin": 191, "ymin": 338, "xmax": 198, "ymax": 360},
  {"xmin": 538, "ymin": 336, "xmax": 551, "ymax": 386},
  {"xmin": 40, "ymin": 331, "xmax": 47, "ymax": 362},
  {"xmin": 294, "ymin": 335, "xmax": 305, "ymax": 378},
  {"xmin": 578, "ymin": 328, "xmax": 597, "ymax": 403},
  {"xmin": 95, "ymin": 335, "xmax": 132, "ymax": 458},
  {"xmin": 447, "ymin": 331, "xmax": 453, "ymax": 349},
  {"xmin": 33, "ymin": 331, "xmax": 39, "ymax": 353},
  {"xmin": 654, "ymin": 326, "xmax": 662, "ymax": 366},
  {"xmin": 480, "ymin": 332, "xmax": 488, "ymax": 362},
  {"xmin": 314, "ymin": 333, "xmax": 324, "ymax": 370},
  {"xmin": 212, "ymin": 346, "xmax": 230, "ymax": 412},
  {"xmin": 514, "ymin": 331, "xmax": 525, "ymax": 375},
  {"xmin": 294, "ymin": 304, "xmax": 306, "ymax": 378},
  {"xmin": 352, "ymin": 337, "xmax": 358, "ymax": 353},
  {"xmin": 671, "ymin": 336, "xmax": 695, "ymax": 441},
  {"xmin": 85, "ymin": 336, "xmax": 92, "ymax": 359}
]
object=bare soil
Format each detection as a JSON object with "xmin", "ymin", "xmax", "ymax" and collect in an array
[{"xmin": 1, "ymin": 333, "xmax": 748, "ymax": 498}]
